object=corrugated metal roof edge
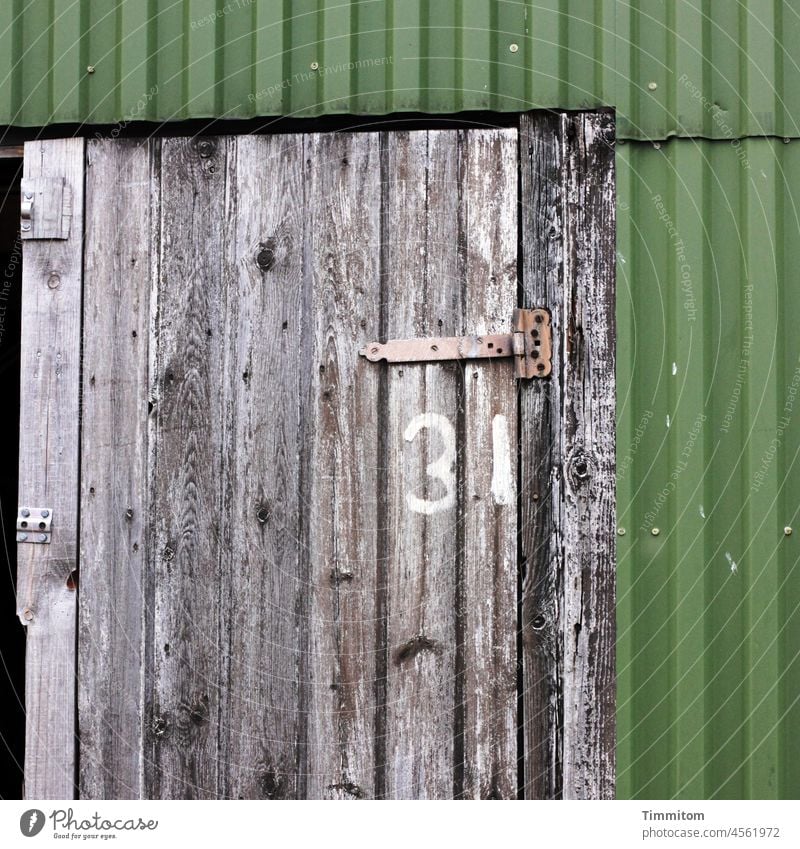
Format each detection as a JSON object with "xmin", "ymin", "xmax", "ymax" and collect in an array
[{"xmin": 0, "ymin": 107, "xmax": 792, "ymax": 144}]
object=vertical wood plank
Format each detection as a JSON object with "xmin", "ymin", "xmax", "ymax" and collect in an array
[
  {"xmin": 520, "ymin": 111, "xmax": 616, "ymax": 799},
  {"xmin": 519, "ymin": 112, "xmax": 565, "ymax": 799},
  {"xmin": 383, "ymin": 131, "xmax": 461, "ymax": 798},
  {"xmin": 146, "ymin": 136, "xmax": 228, "ymax": 799},
  {"xmin": 78, "ymin": 139, "xmax": 152, "ymax": 799},
  {"xmin": 304, "ymin": 131, "xmax": 382, "ymax": 799},
  {"xmin": 217, "ymin": 135, "xmax": 305, "ymax": 799},
  {"xmin": 17, "ymin": 138, "xmax": 84, "ymax": 799},
  {"xmin": 460, "ymin": 129, "xmax": 519, "ymax": 799}
]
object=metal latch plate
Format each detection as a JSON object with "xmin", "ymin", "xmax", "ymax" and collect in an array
[
  {"xmin": 17, "ymin": 507, "xmax": 53, "ymax": 543},
  {"xmin": 20, "ymin": 177, "xmax": 71, "ymax": 240}
]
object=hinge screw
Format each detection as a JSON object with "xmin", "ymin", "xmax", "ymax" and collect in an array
[
  {"xmin": 37, "ymin": 534, "xmax": 47, "ymax": 543},
  {"xmin": 22, "ymin": 607, "xmax": 33, "ymax": 621},
  {"xmin": 21, "ymin": 508, "xmax": 30, "ymax": 517},
  {"xmin": 21, "ymin": 222, "xmax": 31, "ymax": 231},
  {"xmin": 40, "ymin": 509, "xmax": 49, "ymax": 518},
  {"xmin": 18, "ymin": 533, "xmax": 28, "ymax": 541}
]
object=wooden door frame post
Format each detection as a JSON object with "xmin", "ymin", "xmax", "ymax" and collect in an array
[
  {"xmin": 519, "ymin": 111, "xmax": 616, "ymax": 799},
  {"xmin": 17, "ymin": 139, "xmax": 85, "ymax": 799}
]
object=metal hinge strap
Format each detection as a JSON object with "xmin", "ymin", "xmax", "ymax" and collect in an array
[{"xmin": 359, "ymin": 307, "xmax": 552, "ymax": 379}]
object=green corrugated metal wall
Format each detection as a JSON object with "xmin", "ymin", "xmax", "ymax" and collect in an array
[
  {"xmin": 617, "ymin": 138, "xmax": 800, "ymax": 798},
  {"xmin": 1, "ymin": 0, "xmax": 799, "ymax": 140},
  {"xmin": 3, "ymin": 1, "xmax": 798, "ymax": 799}
]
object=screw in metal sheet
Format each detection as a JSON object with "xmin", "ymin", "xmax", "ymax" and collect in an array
[
  {"xmin": 648, "ymin": 81, "xmax": 657, "ymax": 90},
  {"xmin": 310, "ymin": 61, "xmax": 319, "ymax": 70},
  {"xmin": 617, "ymin": 527, "xmax": 626, "ymax": 536},
  {"xmin": 41, "ymin": 509, "xmax": 49, "ymax": 518},
  {"xmin": 21, "ymin": 508, "xmax": 30, "ymax": 518},
  {"xmin": 651, "ymin": 527, "xmax": 660, "ymax": 536},
  {"xmin": 509, "ymin": 43, "xmax": 519, "ymax": 53},
  {"xmin": 785, "ymin": 526, "xmax": 793, "ymax": 536},
  {"xmin": 87, "ymin": 65, "xmax": 95, "ymax": 74}
]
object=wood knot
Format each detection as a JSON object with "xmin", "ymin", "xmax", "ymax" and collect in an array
[
  {"xmin": 152, "ymin": 715, "xmax": 169, "ymax": 738},
  {"xmin": 327, "ymin": 781, "xmax": 364, "ymax": 799},
  {"xmin": 566, "ymin": 449, "xmax": 595, "ymax": 487},
  {"xmin": 255, "ymin": 242, "xmax": 276, "ymax": 272},
  {"xmin": 395, "ymin": 634, "xmax": 439, "ymax": 665},
  {"xmin": 187, "ymin": 695, "xmax": 209, "ymax": 725},
  {"xmin": 260, "ymin": 769, "xmax": 286, "ymax": 799},
  {"xmin": 195, "ymin": 137, "xmax": 216, "ymax": 158}
]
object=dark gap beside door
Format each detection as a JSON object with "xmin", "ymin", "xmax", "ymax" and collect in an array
[{"xmin": 0, "ymin": 155, "xmax": 24, "ymax": 799}]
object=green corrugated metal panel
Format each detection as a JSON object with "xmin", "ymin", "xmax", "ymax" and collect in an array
[
  {"xmin": 1, "ymin": 1, "xmax": 799, "ymax": 139},
  {"xmin": 616, "ymin": 137, "xmax": 800, "ymax": 798}
]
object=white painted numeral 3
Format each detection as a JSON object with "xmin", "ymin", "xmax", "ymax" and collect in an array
[{"xmin": 403, "ymin": 412, "xmax": 512, "ymax": 514}]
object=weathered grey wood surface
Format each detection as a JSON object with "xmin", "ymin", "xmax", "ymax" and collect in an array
[
  {"xmin": 18, "ymin": 138, "xmax": 84, "ymax": 799},
  {"xmin": 519, "ymin": 111, "xmax": 616, "ymax": 799},
  {"xmin": 218, "ymin": 135, "xmax": 306, "ymax": 799},
  {"xmin": 71, "ymin": 117, "xmax": 615, "ymax": 799},
  {"xmin": 383, "ymin": 131, "xmax": 461, "ymax": 799},
  {"xmin": 460, "ymin": 129, "xmax": 518, "ymax": 799},
  {"xmin": 79, "ymin": 140, "xmax": 152, "ymax": 798},
  {"xmin": 304, "ymin": 131, "xmax": 383, "ymax": 799},
  {"xmin": 147, "ymin": 137, "xmax": 229, "ymax": 798}
]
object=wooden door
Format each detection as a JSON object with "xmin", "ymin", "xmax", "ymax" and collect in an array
[{"xmin": 17, "ymin": 115, "xmax": 615, "ymax": 800}]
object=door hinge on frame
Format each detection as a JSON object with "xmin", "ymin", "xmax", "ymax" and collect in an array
[
  {"xmin": 17, "ymin": 507, "xmax": 53, "ymax": 544},
  {"xmin": 359, "ymin": 308, "xmax": 552, "ymax": 379}
]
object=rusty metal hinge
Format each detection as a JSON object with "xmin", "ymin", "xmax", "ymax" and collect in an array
[{"xmin": 359, "ymin": 308, "xmax": 552, "ymax": 379}]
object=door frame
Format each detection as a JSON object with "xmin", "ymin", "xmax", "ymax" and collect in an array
[{"xmin": 15, "ymin": 111, "xmax": 615, "ymax": 799}]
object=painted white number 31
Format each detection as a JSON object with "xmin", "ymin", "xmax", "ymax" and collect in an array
[{"xmin": 403, "ymin": 412, "xmax": 512, "ymax": 514}]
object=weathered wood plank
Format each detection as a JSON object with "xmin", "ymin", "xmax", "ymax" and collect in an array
[
  {"xmin": 146, "ymin": 136, "xmax": 229, "ymax": 799},
  {"xmin": 304, "ymin": 131, "xmax": 382, "ymax": 799},
  {"xmin": 519, "ymin": 111, "xmax": 616, "ymax": 799},
  {"xmin": 17, "ymin": 138, "xmax": 84, "ymax": 799},
  {"xmin": 78, "ymin": 139, "xmax": 152, "ymax": 799},
  {"xmin": 459, "ymin": 128, "xmax": 518, "ymax": 799},
  {"xmin": 519, "ymin": 112, "xmax": 564, "ymax": 799},
  {"xmin": 383, "ymin": 131, "xmax": 461, "ymax": 798},
  {"xmin": 217, "ymin": 135, "xmax": 305, "ymax": 799}
]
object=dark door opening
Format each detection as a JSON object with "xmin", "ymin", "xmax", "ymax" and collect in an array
[{"xmin": 0, "ymin": 152, "xmax": 24, "ymax": 799}]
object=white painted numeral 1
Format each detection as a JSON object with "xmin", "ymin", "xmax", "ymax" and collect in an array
[
  {"xmin": 404, "ymin": 413, "xmax": 457, "ymax": 515},
  {"xmin": 404, "ymin": 412, "xmax": 513, "ymax": 513}
]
